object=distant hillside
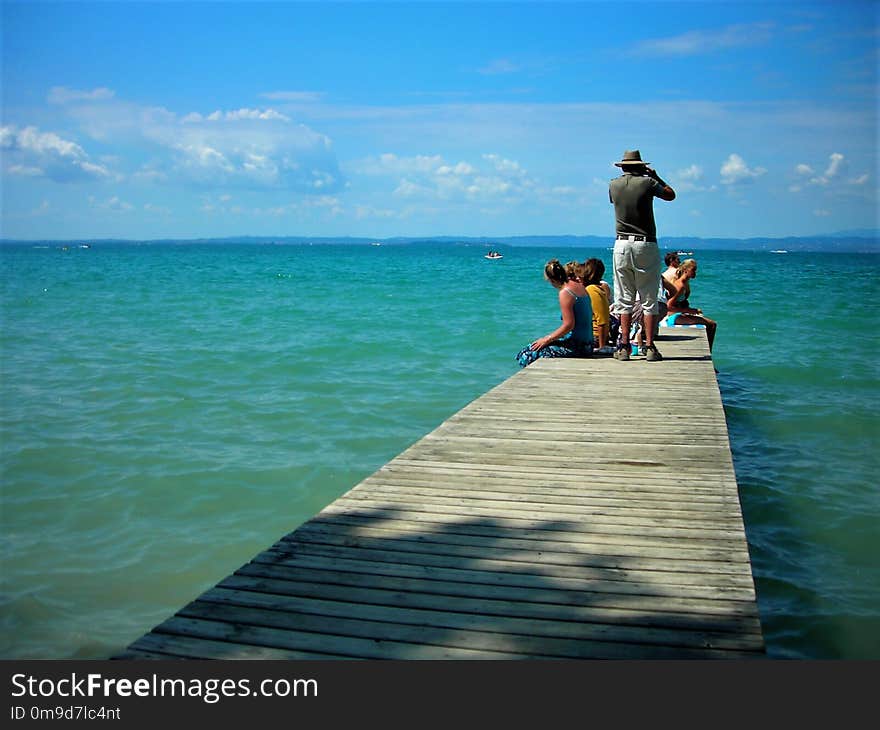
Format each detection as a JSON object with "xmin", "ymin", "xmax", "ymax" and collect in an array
[{"xmin": 2, "ymin": 233, "xmax": 877, "ymax": 253}]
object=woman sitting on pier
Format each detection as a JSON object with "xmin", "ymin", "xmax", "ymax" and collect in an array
[
  {"xmin": 516, "ymin": 259, "xmax": 594, "ymax": 367},
  {"xmin": 665, "ymin": 258, "xmax": 718, "ymax": 351}
]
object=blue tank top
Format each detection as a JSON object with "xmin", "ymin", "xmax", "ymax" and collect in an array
[{"xmin": 564, "ymin": 289, "xmax": 594, "ymax": 343}]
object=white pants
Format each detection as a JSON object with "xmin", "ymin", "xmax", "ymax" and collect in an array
[{"xmin": 612, "ymin": 238, "xmax": 661, "ymax": 316}]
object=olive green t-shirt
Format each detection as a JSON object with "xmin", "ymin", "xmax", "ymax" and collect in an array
[{"xmin": 608, "ymin": 173, "xmax": 666, "ymax": 239}]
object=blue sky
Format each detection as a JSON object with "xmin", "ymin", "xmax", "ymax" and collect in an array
[{"xmin": 1, "ymin": 0, "xmax": 877, "ymax": 240}]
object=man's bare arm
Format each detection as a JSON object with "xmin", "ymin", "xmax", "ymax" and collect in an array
[{"xmin": 647, "ymin": 167, "xmax": 676, "ymax": 201}]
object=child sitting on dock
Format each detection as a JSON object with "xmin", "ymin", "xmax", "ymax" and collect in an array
[
  {"xmin": 516, "ymin": 259, "xmax": 594, "ymax": 367},
  {"xmin": 582, "ymin": 258, "xmax": 615, "ymax": 355}
]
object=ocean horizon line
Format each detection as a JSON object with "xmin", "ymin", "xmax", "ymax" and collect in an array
[{"xmin": 2, "ymin": 231, "xmax": 878, "ymax": 253}]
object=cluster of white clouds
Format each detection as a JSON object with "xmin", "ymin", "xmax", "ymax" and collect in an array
[
  {"xmin": 3, "ymin": 87, "xmax": 343, "ymax": 193},
  {"xmin": 356, "ymin": 151, "xmax": 541, "ymax": 205},
  {"xmin": 3, "ymin": 85, "xmax": 875, "ymax": 232},
  {"xmin": 720, "ymin": 153, "xmax": 767, "ymax": 186},
  {"xmin": 141, "ymin": 106, "xmax": 341, "ymax": 191},
  {"xmin": 671, "ymin": 152, "xmax": 869, "ymax": 195},
  {"xmin": 669, "ymin": 154, "xmax": 765, "ymax": 191},
  {"xmin": 789, "ymin": 152, "xmax": 869, "ymax": 192},
  {"xmin": 181, "ymin": 108, "xmax": 290, "ymax": 123},
  {"xmin": 0, "ymin": 124, "xmax": 112, "ymax": 182}
]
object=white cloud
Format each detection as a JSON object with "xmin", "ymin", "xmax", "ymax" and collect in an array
[
  {"xmin": 674, "ymin": 164, "xmax": 715, "ymax": 192},
  {"xmin": 809, "ymin": 152, "xmax": 846, "ymax": 185},
  {"xmin": 309, "ymin": 170, "xmax": 337, "ymax": 189},
  {"xmin": 0, "ymin": 124, "xmax": 111, "ymax": 182},
  {"xmin": 373, "ymin": 154, "xmax": 445, "ymax": 175},
  {"xmin": 359, "ymin": 153, "xmax": 476, "ymax": 197},
  {"xmin": 813, "ymin": 209, "xmax": 832, "ymax": 217},
  {"xmin": 48, "ymin": 86, "xmax": 115, "ymax": 105},
  {"xmin": 824, "ymin": 152, "xmax": 845, "ymax": 178},
  {"xmin": 720, "ymin": 153, "xmax": 766, "ymax": 185},
  {"xmin": 50, "ymin": 95, "xmax": 342, "ymax": 192},
  {"xmin": 677, "ymin": 164, "xmax": 704, "ymax": 182},
  {"xmin": 183, "ymin": 108, "xmax": 290, "ymax": 123},
  {"xmin": 363, "ymin": 151, "xmax": 539, "ymax": 205},
  {"xmin": 793, "ymin": 153, "xmax": 864, "ymax": 189},
  {"xmin": 483, "ymin": 154, "xmax": 528, "ymax": 177},
  {"xmin": 634, "ymin": 23, "xmax": 774, "ymax": 56},
  {"xmin": 392, "ymin": 179, "xmax": 428, "ymax": 198},
  {"xmin": 437, "ymin": 162, "xmax": 475, "ymax": 176}
]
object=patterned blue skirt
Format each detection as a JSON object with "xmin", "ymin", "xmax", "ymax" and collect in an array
[{"xmin": 515, "ymin": 335, "xmax": 593, "ymax": 368}]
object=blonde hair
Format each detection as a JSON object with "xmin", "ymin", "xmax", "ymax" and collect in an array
[{"xmin": 675, "ymin": 258, "xmax": 697, "ymax": 279}]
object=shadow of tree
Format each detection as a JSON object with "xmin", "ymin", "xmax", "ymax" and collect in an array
[{"xmin": 119, "ymin": 499, "xmax": 765, "ymax": 660}]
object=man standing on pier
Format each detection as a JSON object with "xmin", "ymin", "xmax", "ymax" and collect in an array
[{"xmin": 608, "ymin": 149, "xmax": 676, "ymax": 361}]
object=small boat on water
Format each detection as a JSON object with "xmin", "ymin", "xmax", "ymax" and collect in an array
[
  {"xmin": 484, "ymin": 250, "xmax": 503, "ymax": 260},
  {"xmin": 771, "ymin": 249, "xmax": 788, "ymax": 254}
]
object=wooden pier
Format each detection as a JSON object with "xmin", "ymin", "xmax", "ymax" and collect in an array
[{"xmin": 118, "ymin": 330, "xmax": 764, "ymax": 659}]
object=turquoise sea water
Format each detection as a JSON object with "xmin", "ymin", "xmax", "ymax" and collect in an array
[{"xmin": 1, "ymin": 242, "xmax": 878, "ymax": 659}]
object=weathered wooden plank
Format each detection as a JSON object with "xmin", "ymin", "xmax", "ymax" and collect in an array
[
  {"xmin": 370, "ymin": 480, "xmax": 740, "ymax": 508},
  {"xmin": 124, "ymin": 632, "xmax": 354, "ymax": 660},
  {"xmin": 221, "ymin": 569, "xmax": 763, "ymax": 633},
  {"xmin": 356, "ymin": 476, "xmax": 745, "ymax": 510},
  {"xmin": 331, "ymin": 495, "xmax": 748, "ymax": 534},
  {"xmin": 263, "ymin": 542, "xmax": 757, "ymax": 590},
  {"xmin": 253, "ymin": 548, "xmax": 757, "ymax": 600},
  {"xmin": 155, "ymin": 616, "xmax": 554, "ymax": 660},
  {"xmin": 382, "ymin": 459, "xmax": 741, "ymax": 488},
  {"xmin": 395, "ymin": 447, "xmax": 737, "ymax": 470},
  {"xmin": 343, "ymin": 485, "xmax": 748, "ymax": 521},
  {"xmin": 274, "ymin": 530, "xmax": 755, "ymax": 576},
  {"xmin": 288, "ymin": 521, "xmax": 754, "ymax": 569},
  {"xmin": 316, "ymin": 502, "xmax": 750, "ymax": 543},
  {"xmin": 199, "ymin": 587, "xmax": 762, "ymax": 658},
  {"xmin": 180, "ymin": 591, "xmax": 762, "ymax": 658},
  {"xmin": 231, "ymin": 562, "xmax": 761, "ymax": 626},
  {"xmin": 300, "ymin": 510, "xmax": 748, "ymax": 556}
]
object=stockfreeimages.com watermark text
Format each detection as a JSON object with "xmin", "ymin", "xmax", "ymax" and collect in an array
[{"xmin": 11, "ymin": 672, "xmax": 318, "ymax": 705}]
